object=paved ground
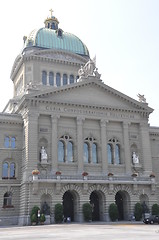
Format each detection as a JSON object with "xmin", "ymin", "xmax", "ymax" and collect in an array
[{"xmin": 0, "ymin": 222, "xmax": 159, "ymax": 240}]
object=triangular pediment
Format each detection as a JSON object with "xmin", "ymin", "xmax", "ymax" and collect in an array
[{"xmin": 28, "ymin": 77, "xmax": 153, "ymax": 113}]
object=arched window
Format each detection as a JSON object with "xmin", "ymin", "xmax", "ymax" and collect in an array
[
  {"xmin": 58, "ymin": 141, "xmax": 64, "ymax": 162},
  {"xmin": 57, "ymin": 29, "xmax": 62, "ymax": 37},
  {"xmin": 70, "ymin": 75, "xmax": 74, "ymax": 84},
  {"xmin": 51, "ymin": 22, "xmax": 55, "ymax": 30},
  {"xmin": 83, "ymin": 143, "xmax": 89, "ymax": 163},
  {"xmin": 11, "ymin": 137, "xmax": 16, "ymax": 148},
  {"xmin": 84, "ymin": 137, "xmax": 98, "ymax": 164},
  {"xmin": 63, "ymin": 74, "xmax": 68, "ymax": 85},
  {"xmin": 3, "ymin": 192, "xmax": 12, "ymax": 207},
  {"xmin": 4, "ymin": 136, "xmax": 16, "ymax": 148},
  {"xmin": 10, "ymin": 163, "xmax": 15, "ymax": 178},
  {"xmin": 42, "ymin": 71, "xmax": 47, "ymax": 85},
  {"xmin": 92, "ymin": 143, "xmax": 97, "ymax": 163},
  {"xmin": 58, "ymin": 135, "xmax": 74, "ymax": 163},
  {"xmin": 4, "ymin": 137, "xmax": 10, "ymax": 148},
  {"xmin": 107, "ymin": 138, "xmax": 121, "ymax": 164},
  {"xmin": 115, "ymin": 144, "xmax": 121, "ymax": 164},
  {"xmin": 67, "ymin": 141, "xmax": 73, "ymax": 162},
  {"xmin": 2, "ymin": 162, "xmax": 8, "ymax": 178},
  {"xmin": 49, "ymin": 72, "xmax": 54, "ymax": 86},
  {"xmin": 107, "ymin": 144, "xmax": 113, "ymax": 164},
  {"xmin": 56, "ymin": 73, "xmax": 61, "ymax": 86}
]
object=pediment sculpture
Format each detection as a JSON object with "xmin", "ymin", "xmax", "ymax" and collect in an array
[{"xmin": 78, "ymin": 57, "xmax": 101, "ymax": 79}]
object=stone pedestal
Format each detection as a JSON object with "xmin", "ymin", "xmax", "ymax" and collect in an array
[
  {"xmin": 45, "ymin": 215, "xmax": 50, "ymax": 225},
  {"xmin": 32, "ymin": 174, "xmax": 38, "ymax": 180}
]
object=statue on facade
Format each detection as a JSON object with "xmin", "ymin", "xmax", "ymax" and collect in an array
[
  {"xmin": 137, "ymin": 94, "xmax": 146, "ymax": 103},
  {"xmin": 132, "ymin": 151, "xmax": 139, "ymax": 164},
  {"xmin": 78, "ymin": 57, "xmax": 101, "ymax": 79},
  {"xmin": 41, "ymin": 146, "xmax": 48, "ymax": 161},
  {"xmin": 41, "ymin": 201, "xmax": 50, "ymax": 215}
]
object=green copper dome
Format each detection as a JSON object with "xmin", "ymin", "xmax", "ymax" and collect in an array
[{"xmin": 24, "ymin": 13, "xmax": 89, "ymax": 57}]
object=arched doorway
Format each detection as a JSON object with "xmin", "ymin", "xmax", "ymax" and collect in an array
[
  {"xmin": 115, "ymin": 192, "xmax": 124, "ymax": 220},
  {"xmin": 115, "ymin": 191, "xmax": 130, "ymax": 220},
  {"xmin": 90, "ymin": 191, "xmax": 100, "ymax": 221},
  {"xmin": 63, "ymin": 191, "xmax": 74, "ymax": 222}
]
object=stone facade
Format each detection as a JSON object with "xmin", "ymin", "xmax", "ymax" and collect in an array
[{"xmin": 0, "ymin": 13, "xmax": 159, "ymax": 226}]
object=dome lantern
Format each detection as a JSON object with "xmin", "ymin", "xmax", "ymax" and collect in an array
[{"xmin": 44, "ymin": 9, "xmax": 59, "ymax": 30}]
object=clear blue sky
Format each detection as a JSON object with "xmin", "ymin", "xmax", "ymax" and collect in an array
[{"xmin": 0, "ymin": 0, "xmax": 159, "ymax": 126}]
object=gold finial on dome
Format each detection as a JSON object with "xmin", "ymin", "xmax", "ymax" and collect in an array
[{"xmin": 49, "ymin": 9, "xmax": 53, "ymax": 17}]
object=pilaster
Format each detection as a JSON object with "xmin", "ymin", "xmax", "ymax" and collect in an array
[
  {"xmin": 100, "ymin": 119, "xmax": 108, "ymax": 173},
  {"xmin": 76, "ymin": 117, "xmax": 84, "ymax": 173},
  {"xmin": 51, "ymin": 115, "xmax": 59, "ymax": 171},
  {"xmin": 24, "ymin": 112, "xmax": 39, "ymax": 177},
  {"xmin": 123, "ymin": 121, "xmax": 131, "ymax": 174},
  {"xmin": 140, "ymin": 122, "xmax": 152, "ymax": 174}
]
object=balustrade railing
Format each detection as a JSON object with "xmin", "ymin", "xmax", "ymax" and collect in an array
[{"xmin": 38, "ymin": 173, "xmax": 151, "ymax": 182}]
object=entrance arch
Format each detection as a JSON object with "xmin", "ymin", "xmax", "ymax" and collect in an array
[
  {"xmin": 63, "ymin": 191, "xmax": 74, "ymax": 222},
  {"xmin": 90, "ymin": 190, "xmax": 105, "ymax": 221},
  {"xmin": 115, "ymin": 191, "xmax": 130, "ymax": 220}
]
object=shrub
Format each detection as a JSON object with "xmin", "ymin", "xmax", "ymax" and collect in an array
[
  {"xmin": 31, "ymin": 213, "xmax": 37, "ymax": 223},
  {"xmin": 134, "ymin": 203, "xmax": 142, "ymax": 221},
  {"xmin": 40, "ymin": 213, "xmax": 46, "ymax": 223},
  {"xmin": 82, "ymin": 203, "xmax": 92, "ymax": 221},
  {"xmin": 152, "ymin": 204, "xmax": 159, "ymax": 215},
  {"xmin": 54, "ymin": 203, "xmax": 63, "ymax": 223},
  {"xmin": 30, "ymin": 205, "xmax": 40, "ymax": 223},
  {"xmin": 109, "ymin": 203, "xmax": 118, "ymax": 221},
  {"xmin": 31, "ymin": 205, "xmax": 40, "ymax": 216}
]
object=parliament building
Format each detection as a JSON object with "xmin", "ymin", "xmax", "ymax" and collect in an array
[{"xmin": 0, "ymin": 11, "xmax": 159, "ymax": 225}]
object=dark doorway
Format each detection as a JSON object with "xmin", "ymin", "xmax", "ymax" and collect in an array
[
  {"xmin": 115, "ymin": 191, "xmax": 124, "ymax": 220},
  {"xmin": 90, "ymin": 191, "xmax": 100, "ymax": 221},
  {"xmin": 63, "ymin": 191, "xmax": 74, "ymax": 221}
]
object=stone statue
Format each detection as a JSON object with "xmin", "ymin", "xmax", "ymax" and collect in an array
[
  {"xmin": 142, "ymin": 201, "xmax": 149, "ymax": 214},
  {"xmin": 132, "ymin": 151, "xmax": 139, "ymax": 164},
  {"xmin": 41, "ymin": 146, "xmax": 48, "ymax": 161},
  {"xmin": 78, "ymin": 57, "xmax": 101, "ymax": 79},
  {"xmin": 41, "ymin": 201, "xmax": 50, "ymax": 215},
  {"xmin": 137, "ymin": 94, "xmax": 146, "ymax": 103}
]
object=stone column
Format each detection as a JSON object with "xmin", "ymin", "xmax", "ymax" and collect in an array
[
  {"xmin": 123, "ymin": 122, "xmax": 131, "ymax": 174},
  {"xmin": 140, "ymin": 122, "xmax": 152, "ymax": 174},
  {"xmin": 51, "ymin": 115, "xmax": 58, "ymax": 171},
  {"xmin": 100, "ymin": 119, "xmax": 108, "ymax": 173},
  {"xmin": 76, "ymin": 117, "xmax": 84, "ymax": 173}
]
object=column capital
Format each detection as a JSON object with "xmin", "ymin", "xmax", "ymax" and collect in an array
[
  {"xmin": 77, "ymin": 117, "xmax": 85, "ymax": 125},
  {"xmin": 123, "ymin": 121, "xmax": 131, "ymax": 128},
  {"xmin": 100, "ymin": 119, "xmax": 108, "ymax": 127},
  {"xmin": 51, "ymin": 114, "xmax": 60, "ymax": 122}
]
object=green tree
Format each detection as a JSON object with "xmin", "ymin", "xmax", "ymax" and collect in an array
[
  {"xmin": 152, "ymin": 204, "xmax": 159, "ymax": 215},
  {"xmin": 109, "ymin": 203, "xmax": 118, "ymax": 221},
  {"xmin": 54, "ymin": 203, "xmax": 63, "ymax": 223},
  {"xmin": 82, "ymin": 203, "xmax": 92, "ymax": 222},
  {"xmin": 134, "ymin": 203, "xmax": 142, "ymax": 221}
]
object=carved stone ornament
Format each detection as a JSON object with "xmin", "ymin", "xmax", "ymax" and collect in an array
[{"xmin": 78, "ymin": 58, "xmax": 101, "ymax": 79}]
